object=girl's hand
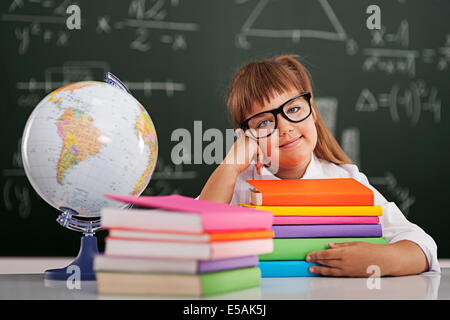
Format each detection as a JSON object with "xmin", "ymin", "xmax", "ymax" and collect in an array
[
  {"xmin": 223, "ymin": 129, "xmax": 267, "ymax": 175},
  {"xmin": 306, "ymin": 242, "xmax": 392, "ymax": 277}
]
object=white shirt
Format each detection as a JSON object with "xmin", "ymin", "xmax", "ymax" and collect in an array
[{"xmin": 230, "ymin": 153, "xmax": 440, "ymax": 273}]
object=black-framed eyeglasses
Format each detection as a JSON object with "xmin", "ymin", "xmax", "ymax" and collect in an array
[{"xmin": 240, "ymin": 92, "xmax": 312, "ymax": 139}]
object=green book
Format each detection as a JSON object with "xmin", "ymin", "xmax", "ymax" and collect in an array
[
  {"xmin": 259, "ymin": 237, "xmax": 387, "ymax": 260},
  {"xmin": 96, "ymin": 267, "xmax": 261, "ymax": 297},
  {"xmin": 201, "ymin": 267, "xmax": 260, "ymax": 296}
]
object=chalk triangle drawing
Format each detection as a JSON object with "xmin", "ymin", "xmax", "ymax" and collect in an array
[
  {"xmin": 355, "ymin": 88, "xmax": 378, "ymax": 112},
  {"xmin": 236, "ymin": 0, "xmax": 349, "ymax": 49}
]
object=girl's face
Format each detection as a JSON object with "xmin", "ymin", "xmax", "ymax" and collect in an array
[{"xmin": 246, "ymin": 89, "xmax": 318, "ymax": 173}]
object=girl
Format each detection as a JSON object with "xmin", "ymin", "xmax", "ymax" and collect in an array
[{"xmin": 199, "ymin": 55, "xmax": 440, "ymax": 277}]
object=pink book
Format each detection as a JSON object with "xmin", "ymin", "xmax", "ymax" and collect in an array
[
  {"xmin": 273, "ymin": 216, "xmax": 379, "ymax": 225},
  {"xmin": 103, "ymin": 194, "xmax": 273, "ymax": 233}
]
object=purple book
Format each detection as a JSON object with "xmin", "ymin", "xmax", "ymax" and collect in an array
[
  {"xmin": 94, "ymin": 254, "xmax": 260, "ymax": 274},
  {"xmin": 198, "ymin": 255, "xmax": 259, "ymax": 273},
  {"xmin": 272, "ymin": 224, "xmax": 382, "ymax": 238}
]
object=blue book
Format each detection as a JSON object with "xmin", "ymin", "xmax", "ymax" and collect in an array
[{"xmin": 259, "ymin": 261, "xmax": 320, "ymax": 277}]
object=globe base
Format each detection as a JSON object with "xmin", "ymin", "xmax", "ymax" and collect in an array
[{"xmin": 44, "ymin": 235, "xmax": 99, "ymax": 281}]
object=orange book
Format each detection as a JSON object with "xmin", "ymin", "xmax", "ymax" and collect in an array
[
  {"xmin": 107, "ymin": 227, "xmax": 274, "ymax": 243},
  {"xmin": 247, "ymin": 178, "xmax": 374, "ymax": 206}
]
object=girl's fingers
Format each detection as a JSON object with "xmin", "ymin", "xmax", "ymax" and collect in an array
[
  {"xmin": 307, "ymin": 248, "xmax": 341, "ymax": 262},
  {"xmin": 235, "ymin": 128, "xmax": 244, "ymax": 139},
  {"xmin": 256, "ymin": 130, "xmax": 279, "ymax": 174},
  {"xmin": 256, "ymin": 145, "xmax": 263, "ymax": 174},
  {"xmin": 329, "ymin": 242, "xmax": 359, "ymax": 248},
  {"xmin": 314, "ymin": 259, "xmax": 342, "ymax": 268},
  {"xmin": 309, "ymin": 265, "xmax": 343, "ymax": 277}
]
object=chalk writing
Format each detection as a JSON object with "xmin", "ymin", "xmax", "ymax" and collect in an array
[
  {"xmin": 369, "ymin": 172, "xmax": 416, "ymax": 216},
  {"xmin": 111, "ymin": 0, "xmax": 199, "ymax": 52},
  {"xmin": 15, "ymin": 61, "xmax": 186, "ymax": 107},
  {"xmin": 355, "ymin": 80, "xmax": 441, "ymax": 126},
  {"xmin": 1, "ymin": 0, "xmax": 80, "ymax": 54}
]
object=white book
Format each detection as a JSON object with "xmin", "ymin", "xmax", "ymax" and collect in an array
[
  {"xmin": 109, "ymin": 229, "xmax": 211, "ymax": 242},
  {"xmin": 94, "ymin": 255, "xmax": 200, "ymax": 273},
  {"xmin": 101, "ymin": 208, "xmax": 203, "ymax": 233},
  {"xmin": 104, "ymin": 237, "xmax": 273, "ymax": 260}
]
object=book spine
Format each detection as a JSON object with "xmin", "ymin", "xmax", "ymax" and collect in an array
[
  {"xmin": 209, "ymin": 230, "xmax": 274, "ymax": 241},
  {"xmin": 240, "ymin": 204, "xmax": 383, "ymax": 216},
  {"xmin": 272, "ymin": 224, "xmax": 382, "ymax": 238},
  {"xmin": 104, "ymin": 237, "xmax": 211, "ymax": 259},
  {"xmin": 198, "ymin": 256, "xmax": 259, "ymax": 273},
  {"xmin": 259, "ymin": 237, "xmax": 387, "ymax": 260},
  {"xmin": 201, "ymin": 267, "xmax": 261, "ymax": 296},
  {"xmin": 96, "ymin": 272, "xmax": 202, "ymax": 296},
  {"xmin": 211, "ymin": 239, "xmax": 274, "ymax": 259},
  {"xmin": 263, "ymin": 193, "xmax": 374, "ymax": 206},
  {"xmin": 202, "ymin": 212, "xmax": 273, "ymax": 232},
  {"xmin": 258, "ymin": 261, "xmax": 319, "ymax": 277},
  {"xmin": 272, "ymin": 216, "xmax": 380, "ymax": 225}
]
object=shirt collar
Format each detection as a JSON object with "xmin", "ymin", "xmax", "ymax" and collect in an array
[{"xmin": 255, "ymin": 153, "xmax": 323, "ymax": 179}]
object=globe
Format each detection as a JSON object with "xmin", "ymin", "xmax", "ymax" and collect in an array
[{"xmin": 21, "ymin": 81, "xmax": 158, "ymax": 219}]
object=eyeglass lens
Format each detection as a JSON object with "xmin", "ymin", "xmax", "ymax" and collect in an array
[{"xmin": 247, "ymin": 95, "xmax": 310, "ymax": 138}]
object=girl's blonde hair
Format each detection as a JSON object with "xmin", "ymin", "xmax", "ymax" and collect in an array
[{"xmin": 227, "ymin": 55, "xmax": 352, "ymax": 165}]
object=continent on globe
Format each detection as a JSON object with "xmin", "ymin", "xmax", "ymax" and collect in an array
[
  {"xmin": 131, "ymin": 107, "xmax": 158, "ymax": 196},
  {"xmin": 49, "ymin": 82, "xmax": 96, "ymax": 107},
  {"xmin": 56, "ymin": 107, "xmax": 105, "ymax": 184}
]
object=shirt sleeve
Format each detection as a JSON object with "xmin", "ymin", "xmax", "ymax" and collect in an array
[{"xmin": 344, "ymin": 165, "xmax": 441, "ymax": 273}]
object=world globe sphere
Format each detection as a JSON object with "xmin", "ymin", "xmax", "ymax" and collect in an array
[{"xmin": 21, "ymin": 81, "xmax": 158, "ymax": 218}]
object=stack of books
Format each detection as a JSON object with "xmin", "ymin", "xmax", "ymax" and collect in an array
[
  {"xmin": 94, "ymin": 194, "xmax": 274, "ymax": 297},
  {"xmin": 240, "ymin": 178, "xmax": 387, "ymax": 277}
]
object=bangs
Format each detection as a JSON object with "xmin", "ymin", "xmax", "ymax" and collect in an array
[{"xmin": 228, "ymin": 61, "xmax": 305, "ymax": 126}]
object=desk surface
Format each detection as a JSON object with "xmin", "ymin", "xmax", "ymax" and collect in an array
[{"xmin": 0, "ymin": 258, "xmax": 449, "ymax": 300}]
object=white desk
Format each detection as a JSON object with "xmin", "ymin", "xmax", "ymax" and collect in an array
[{"xmin": 0, "ymin": 258, "xmax": 449, "ymax": 300}]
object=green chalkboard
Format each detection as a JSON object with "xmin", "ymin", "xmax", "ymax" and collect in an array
[{"xmin": 1, "ymin": 0, "xmax": 449, "ymax": 258}]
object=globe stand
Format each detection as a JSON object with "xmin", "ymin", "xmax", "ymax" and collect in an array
[{"xmin": 44, "ymin": 208, "xmax": 101, "ymax": 281}]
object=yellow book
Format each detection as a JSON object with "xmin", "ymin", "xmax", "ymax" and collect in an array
[{"xmin": 238, "ymin": 204, "xmax": 383, "ymax": 216}]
